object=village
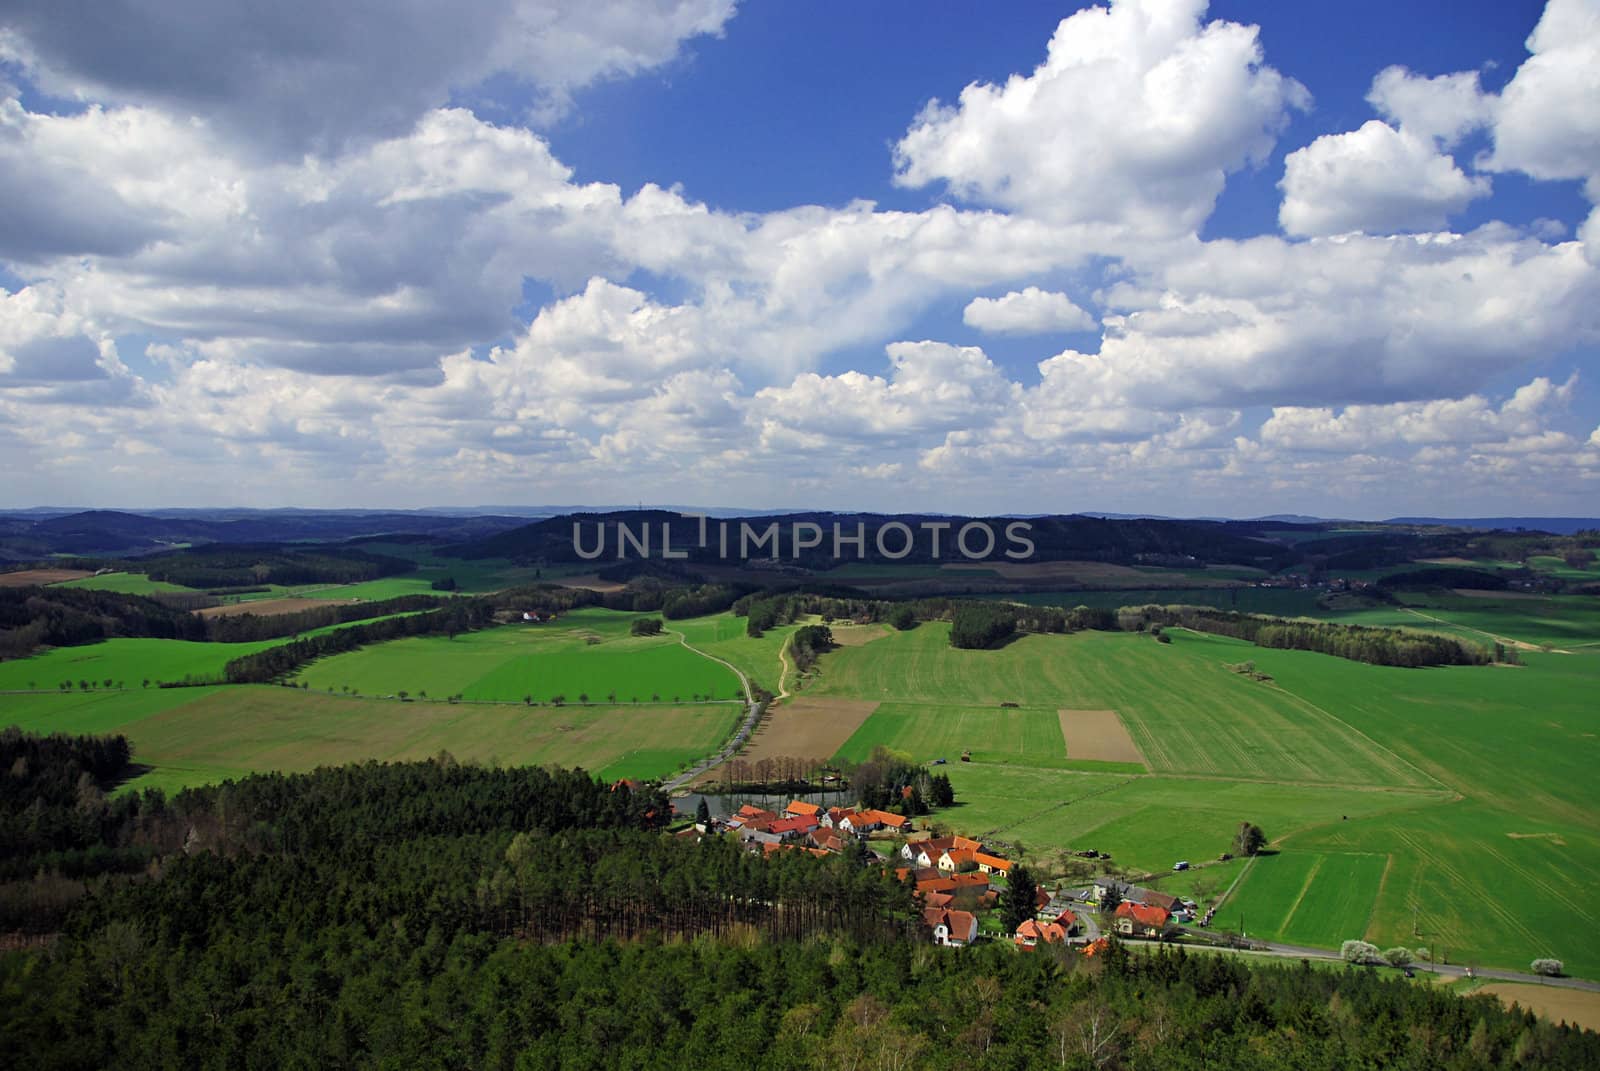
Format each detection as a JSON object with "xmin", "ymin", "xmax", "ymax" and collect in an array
[{"xmin": 683, "ymin": 797, "xmax": 1201, "ymax": 954}]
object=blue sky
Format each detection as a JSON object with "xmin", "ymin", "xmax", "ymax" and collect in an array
[{"xmin": 0, "ymin": 0, "xmax": 1597, "ymax": 517}]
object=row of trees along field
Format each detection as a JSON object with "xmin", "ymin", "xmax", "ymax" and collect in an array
[
  {"xmin": 1124, "ymin": 605, "xmax": 1500, "ymax": 667},
  {"xmin": 715, "ymin": 585, "xmax": 1500, "ymax": 668}
]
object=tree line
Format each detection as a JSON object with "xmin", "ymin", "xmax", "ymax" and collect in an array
[
  {"xmin": 1125, "ymin": 605, "xmax": 1498, "ymax": 667},
  {"xmin": 138, "ymin": 544, "xmax": 416, "ymax": 588}
]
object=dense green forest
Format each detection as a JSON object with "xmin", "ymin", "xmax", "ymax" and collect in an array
[
  {"xmin": 1, "ymin": 733, "xmax": 1597, "ymax": 1067},
  {"xmin": 139, "ymin": 544, "xmax": 417, "ymax": 588}
]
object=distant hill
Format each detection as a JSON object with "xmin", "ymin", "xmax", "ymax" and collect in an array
[
  {"xmin": 0, "ymin": 509, "xmax": 530, "ymax": 560},
  {"xmin": 445, "ymin": 510, "xmax": 1305, "ymax": 570},
  {"xmin": 1385, "ymin": 516, "xmax": 1600, "ymax": 535}
]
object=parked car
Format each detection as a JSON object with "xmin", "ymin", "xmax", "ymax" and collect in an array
[{"xmin": 1172, "ymin": 860, "xmax": 1190, "ymax": 871}]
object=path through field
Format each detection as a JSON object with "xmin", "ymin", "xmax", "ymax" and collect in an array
[{"xmin": 661, "ymin": 627, "xmax": 764, "ymax": 791}]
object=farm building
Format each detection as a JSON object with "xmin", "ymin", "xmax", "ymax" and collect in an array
[
  {"xmin": 923, "ymin": 907, "xmax": 978, "ymax": 947},
  {"xmin": 1113, "ymin": 902, "xmax": 1171, "ymax": 938},
  {"xmin": 1014, "ymin": 917, "xmax": 1074, "ymax": 949}
]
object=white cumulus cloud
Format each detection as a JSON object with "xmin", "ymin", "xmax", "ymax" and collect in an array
[
  {"xmin": 1279, "ymin": 121, "xmax": 1491, "ymax": 237},
  {"xmin": 892, "ymin": 0, "xmax": 1308, "ymax": 235},
  {"xmin": 963, "ymin": 288, "xmax": 1096, "ymax": 334}
]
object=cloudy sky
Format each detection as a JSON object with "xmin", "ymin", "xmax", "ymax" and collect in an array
[{"xmin": 1, "ymin": 0, "xmax": 1598, "ymax": 518}]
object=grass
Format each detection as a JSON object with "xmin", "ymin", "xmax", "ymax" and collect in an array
[
  {"xmin": 0, "ymin": 686, "xmax": 741, "ymax": 794},
  {"xmin": 293, "ymin": 609, "xmax": 743, "ymax": 704},
  {"xmin": 0, "ymin": 637, "xmax": 289, "ymax": 690},
  {"xmin": 54, "ymin": 572, "xmax": 199, "ymax": 595},
  {"xmin": 807, "ymin": 624, "xmax": 1433, "ymax": 788},
  {"xmin": 1323, "ymin": 592, "xmax": 1600, "ymax": 650},
  {"xmin": 785, "ymin": 611, "xmax": 1600, "ymax": 978},
  {"xmin": 933, "ymin": 763, "xmax": 1443, "ymax": 873},
  {"xmin": 834, "ymin": 702, "xmax": 1068, "ymax": 766},
  {"xmin": 1225, "ymin": 850, "xmax": 1387, "ymax": 948},
  {"xmin": 672, "ymin": 615, "xmax": 798, "ymax": 696}
]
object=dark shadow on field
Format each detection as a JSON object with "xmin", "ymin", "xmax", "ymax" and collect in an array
[{"xmin": 107, "ymin": 763, "xmax": 156, "ymax": 792}]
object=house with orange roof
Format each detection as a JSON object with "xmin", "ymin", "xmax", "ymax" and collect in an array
[
  {"xmin": 862, "ymin": 809, "xmax": 910, "ymax": 831},
  {"xmin": 784, "ymin": 800, "xmax": 822, "ymax": 818},
  {"xmin": 938, "ymin": 848, "xmax": 979, "ymax": 873},
  {"xmin": 915, "ymin": 872, "xmax": 990, "ymax": 897},
  {"xmin": 726, "ymin": 806, "xmax": 778, "ymax": 831},
  {"xmin": 768, "ymin": 815, "xmax": 820, "ymax": 840},
  {"xmin": 1014, "ymin": 918, "xmax": 1073, "ymax": 949},
  {"xmin": 922, "ymin": 907, "xmax": 978, "ymax": 947},
  {"xmin": 808, "ymin": 828, "xmax": 845, "ymax": 853},
  {"xmin": 1113, "ymin": 901, "xmax": 1171, "ymax": 938},
  {"xmin": 974, "ymin": 852, "xmax": 1012, "ymax": 875},
  {"xmin": 821, "ymin": 806, "xmax": 859, "ymax": 829}
]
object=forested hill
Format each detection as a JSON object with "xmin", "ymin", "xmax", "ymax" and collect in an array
[
  {"xmin": 447, "ymin": 511, "xmax": 1307, "ymax": 568},
  {"xmin": 1, "ymin": 734, "xmax": 1595, "ymax": 1068},
  {"xmin": 0, "ymin": 509, "xmax": 528, "ymax": 559}
]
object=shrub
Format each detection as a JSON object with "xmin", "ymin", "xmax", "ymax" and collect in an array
[
  {"xmin": 1531, "ymin": 958, "xmax": 1564, "ymax": 977},
  {"xmin": 1341, "ymin": 940, "xmax": 1383, "ymax": 965},
  {"xmin": 1382, "ymin": 947, "xmax": 1412, "ymax": 967}
]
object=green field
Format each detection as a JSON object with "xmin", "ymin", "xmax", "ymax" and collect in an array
[
  {"xmin": 293, "ymin": 609, "xmax": 744, "ymax": 703},
  {"xmin": 672, "ymin": 614, "xmax": 797, "ymax": 695},
  {"xmin": 50, "ymin": 546, "xmax": 557, "ymax": 604},
  {"xmin": 0, "ymin": 613, "xmax": 431, "ymax": 693},
  {"xmin": 781, "ymin": 611, "xmax": 1600, "ymax": 977},
  {"xmin": 5, "ymin": 590, "xmax": 1597, "ymax": 979},
  {"xmin": 807, "ymin": 623, "xmax": 1434, "ymax": 788},
  {"xmin": 1225, "ymin": 851, "xmax": 1388, "ymax": 948},
  {"xmin": 55, "ymin": 572, "xmax": 199, "ymax": 595},
  {"xmin": 835, "ymin": 702, "xmax": 1069, "ymax": 766},
  {"xmin": 0, "ymin": 686, "xmax": 739, "ymax": 793},
  {"xmin": 0, "ymin": 636, "xmax": 287, "ymax": 690}
]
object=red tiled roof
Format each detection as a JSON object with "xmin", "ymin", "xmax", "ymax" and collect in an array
[
  {"xmin": 785, "ymin": 800, "xmax": 822, "ymax": 816},
  {"xmin": 1114, "ymin": 902, "xmax": 1170, "ymax": 929},
  {"xmin": 916, "ymin": 872, "xmax": 991, "ymax": 895},
  {"xmin": 974, "ymin": 852, "xmax": 1012, "ymax": 872}
]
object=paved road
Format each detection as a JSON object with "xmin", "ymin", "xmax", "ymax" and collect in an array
[{"xmin": 1177, "ymin": 930, "xmax": 1600, "ymax": 992}]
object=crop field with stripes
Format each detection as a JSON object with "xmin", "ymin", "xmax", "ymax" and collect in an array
[{"xmin": 797, "ymin": 616, "xmax": 1600, "ymax": 977}]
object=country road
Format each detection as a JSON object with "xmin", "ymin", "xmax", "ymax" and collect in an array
[
  {"xmin": 1177, "ymin": 929, "xmax": 1600, "ymax": 992},
  {"xmin": 660, "ymin": 629, "xmax": 787, "ymax": 792}
]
